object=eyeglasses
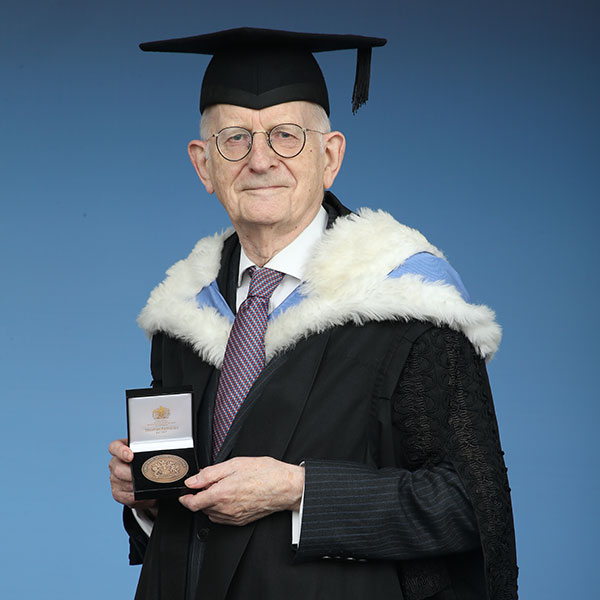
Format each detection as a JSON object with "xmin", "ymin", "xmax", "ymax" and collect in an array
[{"xmin": 209, "ymin": 123, "xmax": 325, "ymax": 162}]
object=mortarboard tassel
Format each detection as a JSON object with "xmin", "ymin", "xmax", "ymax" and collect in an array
[{"xmin": 352, "ymin": 47, "xmax": 372, "ymax": 114}]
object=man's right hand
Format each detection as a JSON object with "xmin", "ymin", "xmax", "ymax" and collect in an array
[{"xmin": 108, "ymin": 438, "xmax": 157, "ymax": 514}]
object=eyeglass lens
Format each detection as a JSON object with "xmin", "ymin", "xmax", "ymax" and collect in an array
[{"xmin": 216, "ymin": 124, "xmax": 306, "ymax": 161}]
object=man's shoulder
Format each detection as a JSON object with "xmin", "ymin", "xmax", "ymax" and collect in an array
[
  {"xmin": 388, "ymin": 253, "xmax": 470, "ymax": 302},
  {"xmin": 138, "ymin": 204, "xmax": 501, "ymax": 363}
]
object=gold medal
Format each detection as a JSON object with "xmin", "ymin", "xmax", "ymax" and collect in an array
[{"xmin": 141, "ymin": 454, "xmax": 189, "ymax": 484}]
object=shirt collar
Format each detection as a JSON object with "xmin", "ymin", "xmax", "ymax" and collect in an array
[{"xmin": 238, "ymin": 206, "xmax": 328, "ymax": 285}]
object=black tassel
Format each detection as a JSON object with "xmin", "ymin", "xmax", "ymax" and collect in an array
[{"xmin": 352, "ymin": 47, "xmax": 372, "ymax": 114}]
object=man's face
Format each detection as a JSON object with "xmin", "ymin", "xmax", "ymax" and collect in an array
[{"xmin": 189, "ymin": 101, "xmax": 345, "ymax": 239}]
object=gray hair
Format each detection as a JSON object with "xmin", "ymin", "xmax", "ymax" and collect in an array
[
  {"xmin": 199, "ymin": 105, "xmax": 216, "ymax": 141},
  {"xmin": 308, "ymin": 104, "xmax": 331, "ymax": 151},
  {"xmin": 306, "ymin": 103, "xmax": 331, "ymax": 134}
]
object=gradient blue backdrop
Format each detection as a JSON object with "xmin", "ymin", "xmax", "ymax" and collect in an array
[{"xmin": 1, "ymin": 1, "xmax": 598, "ymax": 597}]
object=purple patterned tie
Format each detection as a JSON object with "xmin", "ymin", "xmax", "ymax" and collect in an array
[{"xmin": 212, "ymin": 266, "xmax": 285, "ymax": 459}]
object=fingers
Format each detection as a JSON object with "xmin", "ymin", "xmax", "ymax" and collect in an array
[
  {"xmin": 184, "ymin": 462, "xmax": 229, "ymax": 490},
  {"xmin": 108, "ymin": 438, "xmax": 133, "ymax": 483},
  {"xmin": 110, "ymin": 469, "xmax": 134, "ymax": 503},
  {"xmin": 109, "ymin": 455, "xmax": 133, "ymax": 482},
  {"xmin": 179, "ymin": 493, "xmax": 204, "ymax": 513},
  {"xmin": 204, "ymin": 507, "xmax": 269, "ymax": 526},
  {"xmin": 107, "ymin": 439, "xmax": 159, "ymax": 513},
  {"xmin": 111, "ymin": 485, "xmax": 136, "ymax": 506},
  {"xmin": 109, "ymin": 463, "xmax": 158, "ymax": 512},
  {"xmin": 179, "ymin": 489, "xmax": 258, "ymax": 525},
  {"xmin": 108, "ymin": 438, "xmax": 136, "ymax": 507},
  {"xmin": 108, "ymin": 438, "xmax": 133, "ymax": 463},
  {"xmin": 177, "ymin": 457, "xmax": 304, "ymax": 526},
  {"xmin": 179, "ymin": 485, "xmax": 219, "ymax": 513},
  {"xmin": 180, "ymin": 483, "xmax": 269, "ymax": 526},
  {"xmin": 179, "ymin": 462, "xmax": 247, "ymax": 514}
]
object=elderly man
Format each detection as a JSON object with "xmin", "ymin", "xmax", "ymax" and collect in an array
[{"xmin": 109, "ymin": 28, "xmax": 517, "ymax": 600}]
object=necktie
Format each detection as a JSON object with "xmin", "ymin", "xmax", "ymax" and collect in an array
[{"xmin": 212, "ymin": 266, "xmax": 285, "ymax": 459}]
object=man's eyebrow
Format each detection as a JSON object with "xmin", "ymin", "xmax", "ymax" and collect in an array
[{"xmin": 218, "ymin": 121, "xmax": 305, "ymax": 131}]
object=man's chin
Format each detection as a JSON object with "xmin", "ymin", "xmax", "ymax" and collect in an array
[
  {"xmin": 240, "ymin": 213, "xmax": 287, "ymax": 228},
  {"xmin": 238, "ymin": 191, "xmax": 289, "ymax": 219}
]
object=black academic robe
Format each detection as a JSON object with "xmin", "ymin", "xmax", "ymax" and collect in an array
[{"xmin": 125, "ymin": 194, "xmax": 518, "ymax": 600}]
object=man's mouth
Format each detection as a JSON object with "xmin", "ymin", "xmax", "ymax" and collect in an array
[{"xmin": 242, "ymin": 184, "xmax": 286, "ymax": 192}]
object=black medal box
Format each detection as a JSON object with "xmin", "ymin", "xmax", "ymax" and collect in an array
[{"xmin": 126, "ymin": 387, "xmax": 198, "ymax": 500}]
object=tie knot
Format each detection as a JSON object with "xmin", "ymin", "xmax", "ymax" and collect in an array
[{"xmin": 247, "ymin": 267, "xmax": 285, "ymax": 299}]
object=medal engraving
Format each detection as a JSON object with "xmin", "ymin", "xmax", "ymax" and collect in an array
[{"xmin": 141, "ymin": 454, "xmax": 189, "ymax": 483}]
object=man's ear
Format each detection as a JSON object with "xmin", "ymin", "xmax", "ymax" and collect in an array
[
  {"xmin": 322, "ymin": 131, "xmax": 346, "ymax": 190},
  {"xmin": 188, "ymin": 140, "xmax": 215, "ymax": 194}
]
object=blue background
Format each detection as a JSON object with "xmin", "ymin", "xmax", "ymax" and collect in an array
[{"xmin": 1, "ymin": 1, "xmax": 598, "ymax": 597}]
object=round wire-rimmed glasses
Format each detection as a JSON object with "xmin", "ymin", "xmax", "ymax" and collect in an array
[{"xmin": 209, "ymin": 123, "xmax": 325, "ymax": 162}]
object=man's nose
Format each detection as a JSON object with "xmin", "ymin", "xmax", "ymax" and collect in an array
[{"xmin": 247, "ymin": 132, "xmax": 278, "ymax": 170}]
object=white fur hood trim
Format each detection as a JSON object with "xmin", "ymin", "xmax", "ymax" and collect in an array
[
  {"xmin": 138, "ymin": 209, "xmax": 501, "ymax": 367},
  {"xmin": 137, "ymin": 228, "xmax": 235, "ymax": 368}
]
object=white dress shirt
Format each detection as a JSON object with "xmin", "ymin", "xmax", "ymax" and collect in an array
[
  {"xmin": 236, "ymin": 206, "xmax": 327, "ymax": 311},
  {"xmin": 133, "ymin": 206, "xmax": 328, "ymax": 542}
]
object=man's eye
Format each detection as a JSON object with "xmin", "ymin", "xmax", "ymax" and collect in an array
[
  {"xmin": 272, "ymin": 130, "xmax": 299, "ymax": 142},
  {"xmin": 224, "ymin": 133, "xmax": 249, "ymax": 144}
]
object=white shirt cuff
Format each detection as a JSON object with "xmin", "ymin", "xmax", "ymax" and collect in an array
[
  {"xmin": 132, "ymin": 508, "xmax": 155, "ymax": 538},
  {"xmin": 291, "ymin": 462, "xmax": 306, "ymax": 547}
]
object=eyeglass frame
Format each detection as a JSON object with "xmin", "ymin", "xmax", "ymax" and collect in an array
[{"xmin": 207, "ymin": 123, "xmax": 326, "ymax": 162}]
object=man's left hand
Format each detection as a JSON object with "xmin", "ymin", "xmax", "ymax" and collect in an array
[{"xmin": 179, "ymin": 456, "xmax": 304, "ymax": 526}]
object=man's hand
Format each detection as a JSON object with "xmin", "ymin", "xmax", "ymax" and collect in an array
[
  {"xmin": 179, "ymin": 456, "xmax": 304, "ymax": 526},
  {"xmin": 108, "ymin": 438, "xmax": 157, "ymax": 515}
]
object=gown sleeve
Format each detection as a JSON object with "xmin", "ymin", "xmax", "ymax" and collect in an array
[{"xmin": 296, "ymin": 327, "xmax": 518, "ymax": 600}]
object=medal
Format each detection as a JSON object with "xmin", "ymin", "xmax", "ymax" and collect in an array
[{"xmin": 141, "ymin": 454, "xmax": 189, "ymax": 484}]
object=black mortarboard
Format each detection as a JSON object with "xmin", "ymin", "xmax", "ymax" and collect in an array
[{"xmin": 140, "ymin": 27, "xmax": 387, "ymax": 115}]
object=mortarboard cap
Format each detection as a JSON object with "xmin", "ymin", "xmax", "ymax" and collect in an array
[{"xmin": 140, "ymin": 27, "xmax": 387, "ymax": 115}]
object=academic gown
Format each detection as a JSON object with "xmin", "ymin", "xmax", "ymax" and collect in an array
[{"xmin": 125, "ymin": 193, "xmax": 518, "ymax": 600}]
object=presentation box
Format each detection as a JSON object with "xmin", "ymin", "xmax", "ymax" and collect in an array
[{"xmin": 126, "ymin": 387, "xmax": 197, "ymax": 500}]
